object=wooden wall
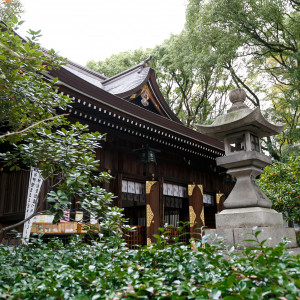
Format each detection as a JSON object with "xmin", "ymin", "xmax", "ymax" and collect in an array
[
  {"xmin": 0, "ymin": 171, "xmax": 29, "ymax": 216},
  {"xmin": 0, "ymin": 170, "xmax": 56, "ymax": 221},
  {"xmin": 99, "ymin": 137, "xmax": 233, "ymax": 197},
  {"xmin": 0, "ymin": 132, "xmax": 233, "ymax": 232}
]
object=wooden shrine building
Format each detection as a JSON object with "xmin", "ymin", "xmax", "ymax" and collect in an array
[{"xmin": 0, "ymin": 58, "xmax": 233, "ymax": 245}]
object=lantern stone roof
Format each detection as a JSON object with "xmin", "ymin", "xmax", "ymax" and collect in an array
[{"xmin": 197, "ymin": 88, "xmax": 285, "ymax": 140}]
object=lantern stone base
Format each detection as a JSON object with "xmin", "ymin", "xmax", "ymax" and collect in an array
[
  {"xmin": 205, "ymin": 207, "xmax": 298, "ymax": 248},
  {"xmin": 216, "ymin": 207, "xmax": 283, "ymax": 228}
]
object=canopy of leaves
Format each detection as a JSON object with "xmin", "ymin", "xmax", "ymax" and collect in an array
[
  {"xmin": 185, "ymin": 0, "xmax": 300, "ymax": 158},
  {"xmin": 151, "ymin": 33, "xmax": 231, "ymax": 128},
  {"xmin": 0, "ymin": 17, "xmax": 70, "ymax": 143},
  {"xmin": 87, "ymin": 34, "xmax": 231, "ymax": 128},
  {"xmin": 88, "ymin": 1, "xmax": 299, "ymax": 156},
  {"xmin": 0, "ymin": 0, "xmax": 23, "ymax": 25}
]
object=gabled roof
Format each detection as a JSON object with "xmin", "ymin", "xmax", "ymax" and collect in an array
[
  {"xmin": 7, "ymin": 24, "xmax": 224, "ymax": 156},
  {"xmin": 61, "ymin": 60, "xmax": 107, "ymax": 90},
  {"xmin": 103, "ymin": 66, "xmax": 150, "ymax": 95},
  {"xmin": 48, "ymin": 64, "xmax": 225, "ymax": 155},
  {"xmin": 59, "ymin": 58, "xmax": 181, "ymax": 123},
  {"xmin": 102, "ymin": 57, "xmax": 151, "ymax": 96}
]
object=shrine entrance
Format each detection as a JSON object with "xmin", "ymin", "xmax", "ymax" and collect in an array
[{"xmin": 120, "ymin": 179, "xmax": 219, "ymax": 246}]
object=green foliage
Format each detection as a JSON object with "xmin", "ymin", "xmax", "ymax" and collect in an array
[
  {"xmin": 185, "ymin": 0, "xmax": 300, "ymax": 157},
  {"xmin": 1, "ymin": 123, "xmax": 116, "ymax": 223},
  {"xmin": 87, "ymin": 34, "xmax": 231, "ymax": 128},
  {"xmin": 0, "ymin": 0, "xmax": 23, "ymax": 25},
  {"xmin": 0, "ymin": 231, "xmax": 299, "ymax": 299},
  {"xmin": 151, "ymin": 33, "xmax": 231, "ymax": 128},
  {"xmin": 0, "ymin": 18, "xmax": 70, "ymax": 144},
  {"xmin": 258, "ymin": 156, "xmax": 300, "ymax": 223},
  {"xmin": 0, "ymin": 18, "xmax": 121, "ymax": 231}
]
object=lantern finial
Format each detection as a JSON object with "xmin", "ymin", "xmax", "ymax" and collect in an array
[{"xmin": 227, "ymin": 88, "xmax": 248, "ymax": 112}]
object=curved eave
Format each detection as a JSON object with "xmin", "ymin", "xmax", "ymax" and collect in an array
[
  {"xmin": 105, "ymin": 68, "xmax": 181, "ymax": 124},
  {"xmin": 148, "ymin": 69, "xmax": 181, "ymax": 124},
  {"xmin": 197, "ymin": 108, "xmax": 285, "ymax": 140},
  {"xmin": 102, "ymin": 60, "xmax": 148, "ymax": 85},
  {"xmin": 110, "ymin": 69, "xmax": 150, "ymax": 98},
  {"xmin": 48, "ymin": 66, "xmax": 224, "ymax": 151}
]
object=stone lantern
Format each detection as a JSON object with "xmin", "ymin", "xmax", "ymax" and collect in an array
[{"xmin": 197, "ymin": 88, "xmax": 297, "ymax": 248}]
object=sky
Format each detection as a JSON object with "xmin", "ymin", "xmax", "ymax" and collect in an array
[{"xmin": 18, "ymin": 0, "xmax": 187, "ymax": 66}]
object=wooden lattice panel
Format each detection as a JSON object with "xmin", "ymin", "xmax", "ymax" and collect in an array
[
  {"xmin": 123, "ymin": 226, "xmax": 146, "ymax": 248},
  {"xmin": 165, "ymin": 226, "xmax": 190, "ymax": 244}
]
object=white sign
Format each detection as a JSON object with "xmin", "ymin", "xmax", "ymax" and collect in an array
[
  {"xmin": 135, "ymin": 182, "xmax": 142, "ymax": 194},
  {"xmin": 173, "ymin": 185, "xmax": 179, "ymax": 197},
  {"xmin": 203, "ymin": 194, "xmax": 214, "ymax": 205},
  {"xmin": 122, "ymin": 180, "xmax": 128, "ymax": 193},
  {"xmin": 179, "ymin": 186, "xmax": 184, "ymax": 198},
  {"xmin": 127, "ymin": 181, "xmax": 135, "ymax": 193},
  {"xmin": 163, "ymin": 184, "xmax": 187, "ymax": 198},
  {"xmin": 167, "ymin": 184, "xmax": 173, "ymax": 196},
  {"xmin": 163, "ymin": 183, "xmax": 168, "ymax": 195},
  {"xmin": 22, "ymin": 167, "xmax": 44, "ymax": 244}
]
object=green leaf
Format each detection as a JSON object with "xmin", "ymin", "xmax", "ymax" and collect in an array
[{"xmin": 254, "ymin": 230, "xmax": 262, "ymax": 237}]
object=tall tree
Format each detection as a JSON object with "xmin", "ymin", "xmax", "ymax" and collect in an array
[
  {"xmin": 185, "ymin": 0, "xmax": 300, "ymax": 158},
  {"xmin": 86, "ymin": 0, "xmax": 299, "ymax": 152},
  {"xmin": 152, "ymin": 33, "xmax": 231, "ymax": 127},
  {"xmin": 0, "ymin": 18, "xmax": 122, "ymax": 236},
  {"xmin": 87, "ymin": 34, "xmax": 231, "ymax": 128}
]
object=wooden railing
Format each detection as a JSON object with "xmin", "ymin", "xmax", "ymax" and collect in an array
[
  {"xmin": 164, "ymin": 226, "xmax": 190, "ymax": 244},
  {"xmin": 123, "ymin": 226, "xmax": 146, "ymax": 248}
]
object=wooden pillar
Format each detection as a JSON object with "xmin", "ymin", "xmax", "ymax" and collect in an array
[
  {"xmin": 0, "ymin": 173, "xmax": 7, "ymax": 216},
  {"xmin": 188, "ymin": 184, "xmax": 204, "ymax": 240},
  {"xmin": 216, "ymin": 193, "xmax": 226, "ymax": 213},
  {"xmin": 158, "ymin": 177, "xmax": 164, "ymax": 229},
  {"xmin": 112, "ymin": 173, "xmax": 122, "ymax": 208},
  {"xmin": 146, "ymin": 181, "xmax": 159, "ymax": 245}
]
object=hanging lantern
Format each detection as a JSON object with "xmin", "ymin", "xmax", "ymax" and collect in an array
[{"xmin": 134, "ymin": 145, "xmax": 160, "ymax": 164}]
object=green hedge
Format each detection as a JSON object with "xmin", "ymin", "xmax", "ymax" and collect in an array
[{"xmin": 0, "ymin": 230, "xmax": 299, "ymax": 299}]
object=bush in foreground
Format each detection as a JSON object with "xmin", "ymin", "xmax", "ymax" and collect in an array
[
  {"xmin": 258, "ymin": 155, "xmax": 300, "ymax": 225},
  {"xmin": 0, "ymin": 229, "xmax": 299, "ymax": 299}
]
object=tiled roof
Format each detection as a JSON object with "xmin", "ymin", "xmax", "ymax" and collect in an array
[{"xmin": 103, "ymin": 66, "xmax": 149, "ymax": 96}]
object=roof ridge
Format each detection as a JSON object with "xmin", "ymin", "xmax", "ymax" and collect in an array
[
  {"xmin": 66, "ymin": 59, "xmax": 108, "ymax": 80},
  {"xmin": 102, "ymin": 56, "xmax": 152, "ymax": 85}
]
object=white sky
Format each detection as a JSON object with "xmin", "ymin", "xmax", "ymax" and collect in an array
[{"xmin": 18, "ymin": 0, "xmax": 187, "ymax": 66}]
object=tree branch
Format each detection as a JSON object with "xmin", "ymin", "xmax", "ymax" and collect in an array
[
  {"xmin": 0, "ymin": 114, "xmax": 69, "ymax": 139},
  {"xmin": 227, "ymin": 63, "xmax": 260, "ymax": 107},
  {"xmin": 0, "ymin": 41, "xmax": 36, "ymax": 60},
  {"xmin": 0, "ymin": 203, "xmax": 44, "ymax": 235}
]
